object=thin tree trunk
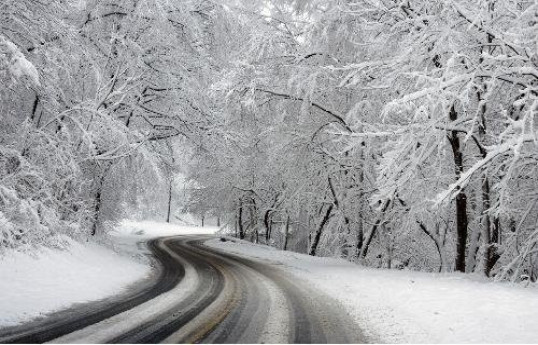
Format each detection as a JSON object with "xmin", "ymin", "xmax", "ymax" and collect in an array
[
  {"xmin": 91, "ymin": 185, "xmax": 103, "ymax": 236},
  {"xmin": 418, "ymin": 222, "xmax": 445, "ymax": 273},
  {"xmin": 355, "ymin": 146, "xmax": 365, "ymax": 259},
  {"xmin": 166, "ymin": 179, "xmax": 172, "ymax": 223},
  {"xmin": 264, "ymin": 209, "xmax": 272, "ymax": 243},
  {"xmin": 360, "ymin": 199, "xmax": 391, "ymax": 259},
  {"xmin": 30, "ymin": 93, "xmax": 40, "ymax": 122},
  {"xmin": 238, "ymin": 200, "xmax": 245, "ymax": 239},
  {"xmin": 328, "ymin": 176, "xmax": 352, "ymax": 255},
  {"xmin": 360, "ymin": 222, "xmax": 378, "ymax": 260},
  {"xmin": 482, "ymin": 175, "xmax": 500, "ymax": 276},
  {"xmin": 309, "ymin": 204, "xmax": 334, "ymax": 256},
  {"xmin": 283, "ymin": 213, "xmax": 290, "ymax": 251},
  {"xmin": 91, "ymin": 173, "xmax": 107, "ymax": 236},
  {"xmin": 234, "ymin": 212, "xmax": 238, "ymax": 238}
]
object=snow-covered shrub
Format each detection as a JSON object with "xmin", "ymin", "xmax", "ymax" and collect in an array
[
  {"xmin": 0, "ymin": 145, "xmax": 84, "ymax": 253},
  {"xmin": 0, "ymin": 35, "xmax": 40, "ymax": 87}
]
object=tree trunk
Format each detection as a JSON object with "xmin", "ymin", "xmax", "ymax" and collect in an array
[
  {"xmin": 360, "ymin": 222, "xmax": 378, "ymax": 260},
  {"xmin": 477, "ymin": 28, "xmax": 500, "ymax": 277},
  {"xmin": 354, "ymin": 150, "xmax": 365, "ymax": 259},
  {"xmin": 360, "ymin": 199, "xmax": 391, "ymax": 260},
  {"xmin": 166, "ymin": 179, "xmax": 172, "ymax": 223},
  {"xmin": 482, "ymin": 175, "xmax": 500, "ymax": 276},
  {"xmin": 283, "ymin": 213, "xmax": 290, "ymax": 251},
  {"xmin": 91, "ymin": 185, "xmax": 103, "ymax": 236},
  {"xmin": 309, "ymin": 204, "xmax": 333, "ymax": 256},
  {"xmin": 238, "ymin": 200, "xmax": 245, "ymax": 239},
  {"xmin": 234, "ymin": 212, "xmax": 238, "ymax": 238},
  {"xmin": 447, "ymin": 104, "xmax": 469, "ymax": 272},
  {"xmin": 466, "ymin": 190, "xmax": 480, "ymax": 272},
  {"xmin": 249, "ymin": 198, "xmax": 257, "ymax": 243},
  {"xmin": 264, "ymin": 209, "xmax": 272, "ymax": 243},
  {"xmin": 328, "ymin": 176, "xmax": 353, "ymax": 255},
  {"xmin": 91, "ymin": 173, "xmax": 107, "ymax": 236},
  {"xmin": 30, "ymin": 93, "xmax": 40, "ymax": 123}
]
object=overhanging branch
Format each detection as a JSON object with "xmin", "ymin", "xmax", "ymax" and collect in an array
[{"xmin": 254, "ymin": 88, "xmax": 353, "ymax": 133}]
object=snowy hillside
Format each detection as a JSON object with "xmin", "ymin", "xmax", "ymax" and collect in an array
[
  {"xmin": 0, "ymin": 237, "xmax": 150, "ymax": 327},
  {"xmin": 0, "ymin": 221, "xmax": 219, "ymax": 328}
]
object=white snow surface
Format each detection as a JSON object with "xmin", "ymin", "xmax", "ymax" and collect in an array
[
  {"xmin": 206, "ymin": 238, "xmax": 538, "ymax": 344},
  {"xmin": 0, "ymin": 221, "xmax": 218, "ymax": 329},
  {"xmin": 0, "ymin": 35, "xmax": 40, "ymax": 86},
  {"xmin": 113, "ymin": 220, "xmax": 220, "ymax": 239},
  {"xmin": 0, "ymin": 237, "xmax": 150, "ymax": 328}
]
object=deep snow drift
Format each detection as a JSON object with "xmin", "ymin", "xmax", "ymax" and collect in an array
[{"xmin": 207, "ymin": 237, "xmax": 538, "ymax": 343}]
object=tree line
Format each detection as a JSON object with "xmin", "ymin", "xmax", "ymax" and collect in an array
[
  {"xmin": 2, "ymin": 0, "xmax": 538, "ymax": 282},
  {"xmin": 0, "ymin": 0, "xmax": 222, "ymax": 250},
  {"xmin": 188, "ymin": 0, "xmax": 538, "ymax": 282}
]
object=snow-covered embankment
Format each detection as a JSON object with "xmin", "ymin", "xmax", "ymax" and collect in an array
[
  {"xmin": 0, "ymin": 237, "xmax": 150, "ymax": 327},
  {"xmin": 207, "ymin": 238, "xmax": 538, "ymax": 343},
  {"xmin": 0, "ymin": 220, "xmax": 219, "ymax": 328}
]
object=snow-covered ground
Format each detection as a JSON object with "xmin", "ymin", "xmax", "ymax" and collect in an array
[
  {"xmin": 113, "ymin": 220, "xmax": 219, "ymax": 240},
  {"xmin": 4, "ymin": 220, "xmax": 535, "ymax": 343},
  {"xmin": 207, "ymin": 238, "xmax": 538, "ymax": 344},
  {"xmin": 0, "ymin": 220, "xmax": 218, "ymax": 329},
  {"xmin": 0, "ymin": 237, "xmax": 150, "ymax": 328}
]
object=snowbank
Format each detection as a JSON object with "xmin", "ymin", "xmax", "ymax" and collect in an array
[
  {"xmin": 207, "ymin": 238, "xmax": 538, "ymax": 343},
  {"xmin": 0, "ymin": 221, "xmax": 218, "ymax": 329},
  {"xmin": 0, "ymin": 238, "xmax": 150, "ymax": 328}
]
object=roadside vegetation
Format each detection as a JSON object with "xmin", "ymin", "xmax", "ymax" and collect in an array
[{"xmin": 2, "ymin": 0, "xmax": 538, "ymax": 282}]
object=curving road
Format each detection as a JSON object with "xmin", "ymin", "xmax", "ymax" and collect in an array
[{"xmin": 0, "ymin": 236, "xmax": 366, "ymax": 344}]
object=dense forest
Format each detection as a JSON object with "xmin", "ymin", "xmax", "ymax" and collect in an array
[{"xmin": 2, "ymin": 0, "xmax": 538, "ymax": 282}]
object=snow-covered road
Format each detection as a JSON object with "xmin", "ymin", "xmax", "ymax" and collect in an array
[
  {"xmin": 0, "ymin": 234, "xmax": 364, "ymax": 343},
  {"xmin": 2, "ymin": 221, "xmax": 537, "ymax": 343},
  {"xmin": 208, "ymin": 237, "xmax": 538, "ymax": 343}
]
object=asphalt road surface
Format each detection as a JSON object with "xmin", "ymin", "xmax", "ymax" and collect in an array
[{"xmin": 0, "ymin": 236, "xmax": 366, "ymax": 344}]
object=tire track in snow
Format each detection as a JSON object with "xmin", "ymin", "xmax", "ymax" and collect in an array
[{"xmin": 1, "ymin": 235, "xmax": 366, "ymax": 344}]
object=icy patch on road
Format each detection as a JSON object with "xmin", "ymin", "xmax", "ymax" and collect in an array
[
  {"xmin": 0, "ymin": 237, "xmax": 150, "ymax": 328},
  {"xmin": 206, "ymin": 238, "xmax": 538, "ymax": 343}
]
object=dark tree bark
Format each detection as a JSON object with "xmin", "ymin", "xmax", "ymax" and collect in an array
[
  {"xmin": 283, "ymin": 213, "xmax": 290, "ymax": 251},
  {"xmin": 354, "ymin": 146, "xmax": 366, "ymax": 259},
  {"xmin": 166, "ymin": 179, "xmax": 172, "ymax": 223},
  {"xmin": 309, "ymin": 204, "xmax": 334, "ymax": 256},
  {"xmin": 447, "ymin": 104, "xmax": 469, "ymax": 272},
  {"xmin": 30, "ymin": 93, "xmax": 40, "ymax": 122},
  {"xmin": 264, "ymin": 209, "xmax": 272, "ymax": 243},
  {"xmin": 360, "ymin": 199, "xmax": 391, "ymax": 259},
  {"xmin": 91, "ymin": 185, "xmax": 103, "ymax": 236},
  {"xmin": 418, "ymin": 221, "xmax": 444, "ymax": 273},
  {"xmin": 238, "ymin": 200, "xmax": 245, "ymax": 240},
  {"xmin": 91, "ymin": 173, "xmax": 107, "ymax": 236}
]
